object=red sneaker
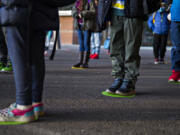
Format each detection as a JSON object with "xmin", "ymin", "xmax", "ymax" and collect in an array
[
  {"xmin": 90, "ymin": 54, "xmax": 95, "ymax": 59},
  {"xmin": 178, "ymin": 78, "xmax": 180, "ymax": 83},
  {"xmin": 93, "ymin": 54, "xmax": 99, "ymax": 59},
  {"xmin": 168, "ymin": 70, "xmax": 180, "ymax": 83}
]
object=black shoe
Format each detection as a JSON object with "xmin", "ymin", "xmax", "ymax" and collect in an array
[
  {"xmin": 72, "ymin": 62, "xmax": 83, "ymax": 69},
  {"xmin": 105, "ymin": 78, "xmax": 123, "ymax": 93},
  {"xmin": 116, "ymin": 79, "xmax": 136, "ymax": 96},
  {"xmin": 72, "ymin": 52, "xmax": 84, "ymax": 69},
  {"xmin": 159, "ymin": 59, "xmax": 165, "ymax": 64},
  {"xmin": 81, "ymin": 63, "xmax": 88, "ymax": 68}
]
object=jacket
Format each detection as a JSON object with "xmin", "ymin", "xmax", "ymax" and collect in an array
[
  {"xmin": 0, "ymin": 0, "xmax": 74, "ymax": 30},
  {"xmin": 97, "ymin": 0, "xmax": 161, "ymax": 29},
  {"xmin": 0, "ymin": 0, "xmax": 28, "ymax": 26},
  {"xmin": 72, "ymin": 0, "xmax": 99, "ymax": 31},
  {"xmin": 170, "ymin": 0, "xmax": 180, "ymax": 22},
  {"xmin": 148, "ymin": 11, "xmax": 170, "ymax": 35}
]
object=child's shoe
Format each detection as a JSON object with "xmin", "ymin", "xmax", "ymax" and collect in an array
[
  {"xmin": 178, "ymin": 78, "xmax": 180, "ymax": 83},
  {"xmin": 168, "ymin": 70, "xmax": 180, "ymax": 83},
  {"xmin": 0, "ymin": 61, "xmax": 6, "ymax": 71},
  {"xmin": 90, "ymin": 54, "xmax": 95, "ymax": 59},
  {"xmin": 1, "ymin": 62, "xmax": 13, "ymax": 72},
  {"xmin": 154, "ymin": 59, "xmax": 159, "ymax": 64},
  {"xmin": 72, "ymin": 62, "xmax": 83, "ymax": 69},
  {"xmin": 81, "ymin": 63, "xmax": 88, "ymax": 69},
  {"xmin": 33, "ymin": 103, "xmax": 44, "ymax": 119},
  {"xmin": 93, "ymin": 54, "xmax": 99, "ymax": 59},
  {"xmin": 115, "ymin": 79, "xmax": 136, "ymax": 96},
  {"xmin": 159, "ymin": 59, "xmax": 165, "ymax": 64},
  {"xmin": 0, "ymin": 104, "xmax": 35, "ymax": 125},
  {"xmin": 105, "ymin": 78, "xmax": 123, "ymax": 94}
]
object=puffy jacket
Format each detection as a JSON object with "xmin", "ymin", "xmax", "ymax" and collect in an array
[
  {"xmin": 0, "ymin": 0, "xmax": 60, "ymax": 30},
  {"xmin": 148, "ymin": 11, "xmax": 170, "ymax": 35},
  {"xmin": 170, "ymin": 0, "xmax": 180, "ymax": 22},
  {"xmin": 72, "ymin": 0, "xmax": 99, "ymax": 31}
]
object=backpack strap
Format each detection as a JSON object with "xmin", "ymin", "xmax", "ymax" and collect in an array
[
  {"xmin": 153, "ymin": 12, "xmax": 157, "ymax": 24},
  {"xmin": 49, "ymin": 30, "xmax": 59, "ymax": 60}
]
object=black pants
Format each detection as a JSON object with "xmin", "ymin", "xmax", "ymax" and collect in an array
[
  {"xmin": 153, "ymin": 33, "xmax": 168, "ymax": 60},
  {"xmin": 0, "ymin": 27, "xmax": 8, "ymax": 63}
]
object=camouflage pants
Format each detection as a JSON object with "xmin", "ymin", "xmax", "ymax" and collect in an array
[{"xmin": 110, "ymin": 15, "xmax": 143, "ymax": 82}]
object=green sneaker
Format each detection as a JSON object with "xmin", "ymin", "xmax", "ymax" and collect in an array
[{"xmin": 1, "ymin": 63, "xmax": 13, "ymax": 72}]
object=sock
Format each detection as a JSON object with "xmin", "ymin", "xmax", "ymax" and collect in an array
[{"xmin": 17, "ymin": 104, "xmax": 32, "ymax": 110}]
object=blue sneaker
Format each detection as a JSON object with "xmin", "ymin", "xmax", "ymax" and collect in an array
[
  {"xmin": 115, "ymin": 79, "xmax": 136, "ymax": 96},
  {"xmin": 105, "ymin": 78, "xmax": 123, "ymax": 93}
]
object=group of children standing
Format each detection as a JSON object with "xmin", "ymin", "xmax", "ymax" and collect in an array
[
  {"xmin": 71, "ymin": 0, "xmax": 180, "ymax": 97},
  {"xmin": 0, "ymin": 0, "xmax": 179, "ymax": 125}
]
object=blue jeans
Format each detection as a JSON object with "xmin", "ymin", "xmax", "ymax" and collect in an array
[
  {"xmin": 77, "ymin": 28, "xmax": 90, "ymax": 53},
  {"xmin": 171, "ymin": 21, "xmax": 180, "ymax": 71},
  {"xmin": 90, "ymin": 32, "xmax": 101, "ymax": 54},
  {"xmin": 5, "ymin": 26, "xmax": 45, "ymax": 105}
]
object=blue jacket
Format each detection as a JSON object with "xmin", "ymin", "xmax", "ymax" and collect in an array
[
  {"xmin": 171, "ymin": 0, "xmax": 180, "ymax": 22},
  {"xmin": 148, "ymin": 11, "xmax": 170, "ymax": 35}
]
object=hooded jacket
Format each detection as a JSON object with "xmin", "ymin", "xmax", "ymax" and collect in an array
[{"xmin": 148, "ymin": 11, "xmax": 170, "ymax": 35}]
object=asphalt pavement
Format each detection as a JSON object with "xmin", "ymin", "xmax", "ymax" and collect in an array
[{"xmin": 0, "ymin": 45, "xmax": 180, "ymax": 135}]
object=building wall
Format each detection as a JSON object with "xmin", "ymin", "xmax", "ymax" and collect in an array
[{"xmin": 59, "ymin": 10, "xmax": 78, "ymax": 45}]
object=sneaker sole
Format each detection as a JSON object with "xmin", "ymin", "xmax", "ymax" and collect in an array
[
  {"xmin": 102, "ymin": 91, "xmax": 135, "ymax": 98},
  {"xmin": 105, "ymin": 90, "xmax": 115, "ymax": 94},
  {"xmin": 71, "ymin": 67, "xmax": 87, "ymax": 69},
  {"xmin": 0, "ymin": 116, "xmax": 35, "ymax": 125},
  {"xmin": 168, "ymin": 80, "xmax": 180, "ymax": 84},
  {"xmin": 115, "ymin": 90, "xmax": 136, "ymax": 96}
]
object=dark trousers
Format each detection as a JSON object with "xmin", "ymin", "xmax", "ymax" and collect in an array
[
  {"xmin": 4, "ymin": 26, "xmax": 45, "ymax": 105},
  {"xmin": 0, "ymin": 27, "xmax": 8, "ymax": 62},
  {"xmin": 153, "ymin": 33, "xmax": 168, "ymax": 60}
]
